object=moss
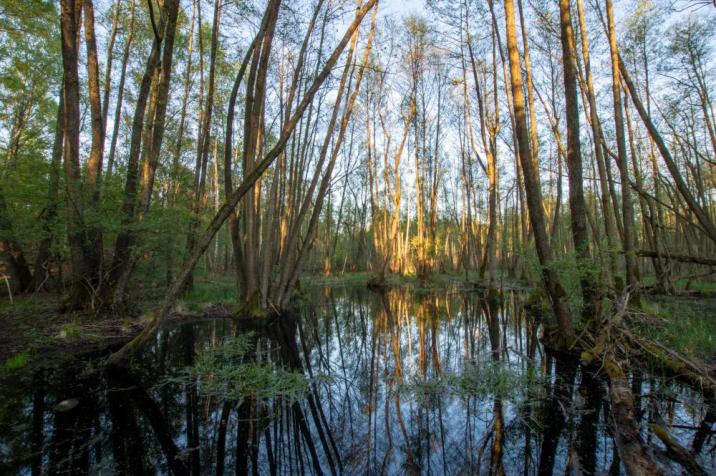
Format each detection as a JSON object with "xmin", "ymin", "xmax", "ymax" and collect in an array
[
  {"xmin": 233, "ymin": 291, "xmax": 272, "ymax": 319},
  {"xmin": 3, "ymin": 351, "xmax": 30, "ymax": 371},
  {"xmin": 604, "ymin": 357, "xmax": 626, "ymax": 380}
]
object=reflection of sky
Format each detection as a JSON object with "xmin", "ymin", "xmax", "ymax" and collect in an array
[
  {"xmin": 1, "ymin": 288, "xmax": 713, "ymax": 474},
  {"xmin": 299, "ymin": 288, "xmax": 712, "ymax": 475}
]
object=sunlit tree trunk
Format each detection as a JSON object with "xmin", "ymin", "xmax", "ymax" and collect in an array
[
  {"xmin": 185, "ymin": 0, "xmax": 222, "ymax": 292},
  {"xmin": 101, "ymin": 0, "xmax": 121, "ymax": 136},
  {"xmin": 606, "ymin": 0, "xmax": 640, "ymax": 296},
  {"xmin": 60, "ymin": 0, "xmax": 100, "ymax": 309}
]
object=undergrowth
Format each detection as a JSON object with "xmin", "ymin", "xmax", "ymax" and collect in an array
[{"xmin": 160, "ymin": 333, "xmax": 309, "ymax": 404}]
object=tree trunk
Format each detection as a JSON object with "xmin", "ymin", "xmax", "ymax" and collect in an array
[
  {"xmin": 60, "ymin": 0, "xmax": 99, "ymax": 309},
  {"xmin": 32, "ymin": 91, "xmax": 65, "ymax": 291},
  {"xmin": 106, "ymin": 0, "xmax": 136, "ymax": 178},
  {"xmin": 108, "ymin": 0, "xmax": 378, "ymax": 365},
  {"xmin": 503, "ymin": 0, "xmax": 575, "ymax": 344},
  {"xmin": 606, "ymin": 0, "xmax": 640, "ymax": 296},
  {"xmin": 559, "ymin": 0, "xmax": 600, "ymax": 322},
  {"xmin": 184, "ymin": 0, "xmax": 222, "ymax": 292},
  {"xmin": 575, "ymin": 0, "xmax": 619, "ymax": 283}
]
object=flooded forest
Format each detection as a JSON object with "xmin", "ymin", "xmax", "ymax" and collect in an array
[{"xmin": 0, "ymin": 0, "xmax": 715, "ymax": 474}]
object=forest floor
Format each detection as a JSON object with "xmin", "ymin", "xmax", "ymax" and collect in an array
[
  {"xmin": 638, "ymin": 293, "xmax": 716, "ymax": 366},
  {"xmin": 0, "ymin": 273, "xmax": 714, "ymax": 373}
]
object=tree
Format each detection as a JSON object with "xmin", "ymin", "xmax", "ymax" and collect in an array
[{"xmin": 503, "ymin": 0, "xmax": 575, "ymax": 343}]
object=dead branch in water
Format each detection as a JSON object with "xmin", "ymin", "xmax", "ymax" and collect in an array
[
  {"xmin": 577, "ymin": 289, "xmax": 716, "ymax": 476},
  {"xmin": 649, "ymin": 410, "xmax": 708, "ymax": 476}
]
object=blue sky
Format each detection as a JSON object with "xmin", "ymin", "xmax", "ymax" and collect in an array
[{"xmin": 381, "ymin": 0, "xmax": 426, "ymax": 16}]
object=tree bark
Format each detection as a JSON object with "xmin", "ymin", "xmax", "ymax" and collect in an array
[
  {"xmin": 503, "ymin": 0, "xmax": 575, "ymax": 344},
  {"xmin": 559, "ymin": 0, "xmax": 600, "ymax": 322},
  {"xmin": 32, "ymin": 91, "xmax": 65, "ymax": 291},
  {"xmin": 606, "ymin": 0, "xmax": 640, "ymax": 295},
  {"xmin": 60, "ymin": 0, "xmax": 98, "ymax": 309}
]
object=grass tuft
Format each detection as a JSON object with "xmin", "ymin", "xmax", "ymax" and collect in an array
[{"xmin": 3, "ymin": 351, "xmax": 30, "ymax": 371}]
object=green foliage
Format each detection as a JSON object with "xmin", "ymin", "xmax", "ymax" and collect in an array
[
  {"xmin": 58, "ymin": 323, "xmax": 82, "ymax": 339},
  {"xmin": 162, "ymin": 334, "xmax": 308, "ymax": 404},
  {"xmin": 401, "ymin": 360, "xmax": 543, "ymax": 402},
  {"xmin": 2, "ymin": 351, "xmax": 29, "ymax": 371},
  {"xmin": 638, "ymin": 297, "xmax": 716, "ymax": 362},
  {"xmin": 182, "ymin": 279, "xmax": 236, "ymax": 305}
]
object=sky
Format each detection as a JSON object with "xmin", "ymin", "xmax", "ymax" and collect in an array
[{"xmin": 381, "ymin": 0, "xmax": 426, "ymax": 16}]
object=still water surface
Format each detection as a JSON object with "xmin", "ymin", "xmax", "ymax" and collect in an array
[{"xmin": 1, "ymin": 286, "xmax": 714, "ymax": 474}]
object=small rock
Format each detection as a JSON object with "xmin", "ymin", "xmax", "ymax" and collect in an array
[{"xmin": 53, "ymin": 398, "xmax": 79, "ymax": 412}]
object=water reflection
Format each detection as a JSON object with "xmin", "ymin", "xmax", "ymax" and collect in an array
[{"xmin": 0, "ymin": 287, "xmax": 713, "ymax": 475}]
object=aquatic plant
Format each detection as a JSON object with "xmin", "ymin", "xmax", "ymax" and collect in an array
[{"xmin": 160, "ymin": 334, "xmax": 309, "ymax": 404}]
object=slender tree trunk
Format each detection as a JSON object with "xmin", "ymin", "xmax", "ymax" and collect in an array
[
  {"xmin": 185, "ymin": 0, "xmax": 223, "ymax": 292},
  {"xmin": 559, "ymin": 0, "xmax": 600, "ymax": 321},
  {"xmin": 82, "ymin": 0, "xmax": 105, "ymax": 292},
  {"xmin": 503, "ymin": 0, "xmax": 574, "ymax": 344},
  {"xmin": 106, "ymin": 0, "xmax": 136, "ymax": 178},
  {"xmin": 606, "ymin": 0, "xmax": 640, "ymax": 295},
  {"xmin": 32, "ymin": 92, "xmax": 65, "ymax": 291},
  {"xmin": 575, "ymin": 0, "xmax": 618, "ymax": 282}
]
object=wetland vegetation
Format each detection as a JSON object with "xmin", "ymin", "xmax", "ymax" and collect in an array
[{"xmin": 1, "ymin": 0, "xmax": 715, "ymax": 473}]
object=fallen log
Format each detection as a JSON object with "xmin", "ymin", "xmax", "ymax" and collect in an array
[
  {"xmin": 634, "ymin": 250, "xmax": 716, "ymax": 267},
  {"xmin": 649, "ymin": 412, "xmax": 708, "ymax": 476},
  {"xmin": 620, "ymin": 327, "xmax": 716, "ymax": 400},
  {"xmin": 580, "ymin": 295, "xmax": 665, "ymax": 475},
  {"xmin": 604, "ymin": 356, "xmax": 665, "ymax": 476}
]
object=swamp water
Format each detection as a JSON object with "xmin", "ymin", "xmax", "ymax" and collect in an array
[{"xmin": 1, "ymin": 286, "xmax": 714, "ymax": 475}]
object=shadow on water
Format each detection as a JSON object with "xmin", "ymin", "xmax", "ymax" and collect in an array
[{"xmin": 1, "ymin": 287, "xmax": 714, "ymax": 474}]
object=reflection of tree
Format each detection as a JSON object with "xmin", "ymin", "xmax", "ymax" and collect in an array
[
  {"xmin": 575, "ymin": 368, "xmax": 602, "ymax": 475},
  {"xmin": 537, "ymin": 353, "xmax": 577, "ymax": 475},
  {"xmin": 29, "ymin": 373, "xmax": 45, "ymax": 476},
  {"xmin": 107, "ymin": 372, "xmax": 146, "ymax": 474},
  {"xmin": 8, "ymin": 288, "xmax": 716, "ymax": 474},
  {"xmin": 181, "ymin": 326, "xmax": 201, "ymax": 475},
  {"xmin": 107, "ymin": 366, "xmax": 189, "ymax": 475},
  {"xmin": 267, "ymin": 313, "xmax": 341, "ymax": 475},
  {"xmin": 484, "ymin": 295, "xmax": 506, "ymax": 476},
  {"xmin": 46, "ymin": 366, "xmax": 98, "ymax": 475}
]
